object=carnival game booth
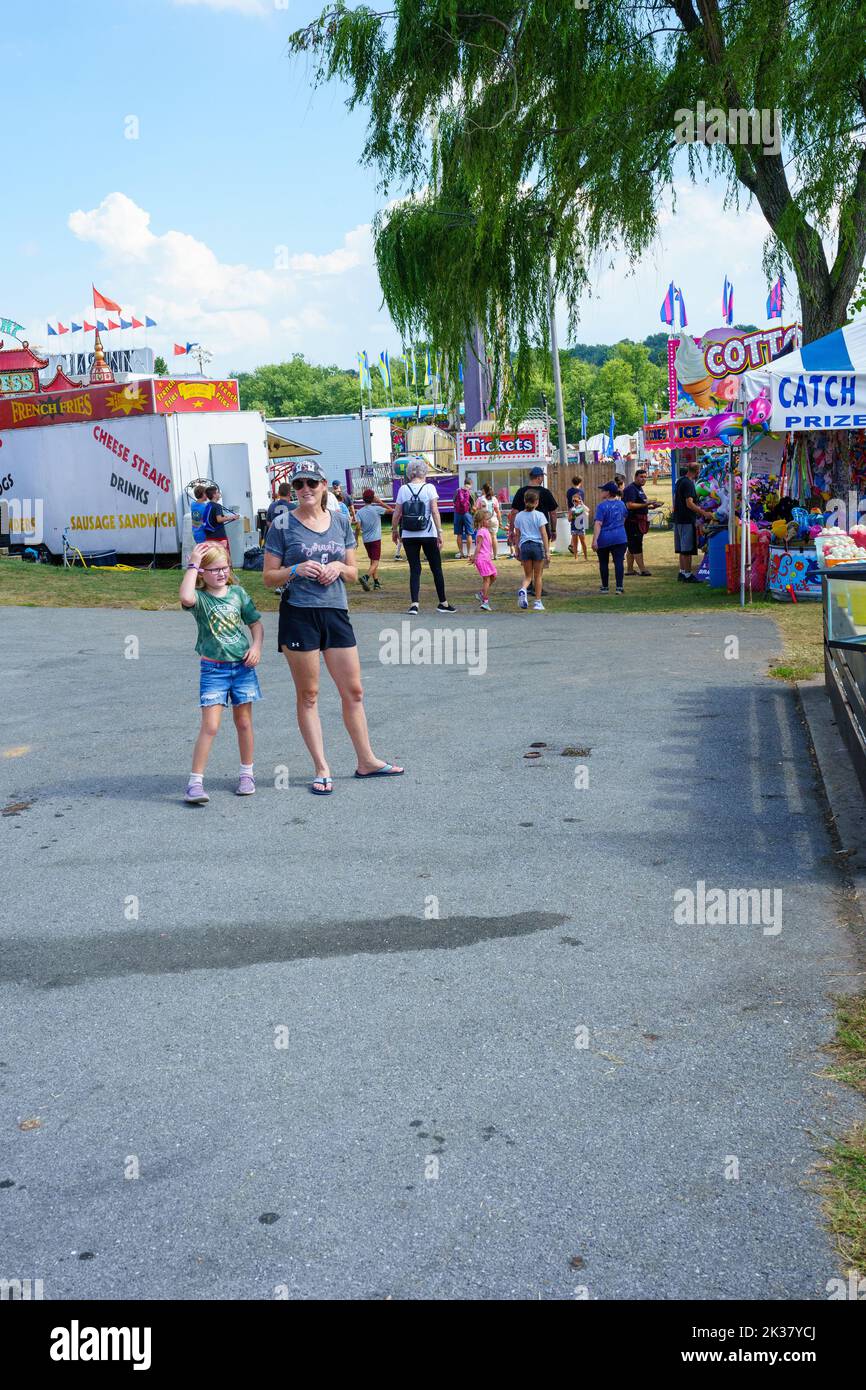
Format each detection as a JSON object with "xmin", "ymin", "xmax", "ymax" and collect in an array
[
  {"xmin": 0, "ymin": 339, "xmax": 274, "ymax": 565},
  {"xmin": 738, "ymin": 312, "xmax": 866, "ymax": 604}
]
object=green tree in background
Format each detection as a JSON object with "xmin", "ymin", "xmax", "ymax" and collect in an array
[
  {"xmin": 233, "ymin": 354, "xmax": 421, "ymax": 417},
  {"xmin": 289, "ymin": 0, "xmax": 866, "ymax": 409},
  {"xmin": 153, "ymin": 355, "xmax": 168, "ymax": 376}
]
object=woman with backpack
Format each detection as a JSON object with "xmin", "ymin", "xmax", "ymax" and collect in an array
[{"xmin": 392, "ymin": 459, "xmax": 456, "ymax": 615}]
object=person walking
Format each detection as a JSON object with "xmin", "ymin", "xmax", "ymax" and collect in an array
[
  {"xmin": 472, "ymin": 506, "xmax": 498, "ymax": 610},
  {"xmin": 622, "ymin": 467, "xmax": 658, "ymax": 576},
  {"xmin": 202, "ymin": 485, "xmax": 239, "ymax": 559},
  {"xmin": 179, "ymin": 542, "xmax": 263, "ymax": 804},
  {"xmin": 508, "ymin": 466, "xmax": 559, "ymax": 596},
  {"xmin": 190, "ymin": 486, "xmax": 208, "ymax": 544},
  {"xmin": 266, "ymin": 482, "xmax": 296, "ymax": 528},
  {"xmin": 262, "ymin": 459, "xmax": 403, "ymax": 795},
  {"xmin": 452, "ymin": 480, "xmax": 475, "ymax": 559},
  {"xmin": 392, "ymin": 459, "xmax": 455, "ymax": 615},
  {"xmin": 513, "ymin": 489, "xmax": 551, "ymax": 610},
  {"xmin": 355, "ymin": 487, "xmax": 393, "ymax": 591},
  {"xmin": 674, "ymin": 462, "xmax": 714, "ymax": 582},
  {"xmin": 592, "ymin": 481, "xmax": 629, "ymax": 595},
  {"xmin": 476, "ymin": 483, "xmax": 502, "ymax": 556}
]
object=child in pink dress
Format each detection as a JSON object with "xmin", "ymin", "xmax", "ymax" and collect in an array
[{"xmin": 473, "ymin": 509, "xmax": 498, "ymax": 610}]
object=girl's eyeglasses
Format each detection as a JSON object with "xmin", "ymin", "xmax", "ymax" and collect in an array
[
  {"xmin": 293, "ymin": 478, "xmax": 322, "ymax": 490},
  {"xmin": 204, "ymin": 565, "xmax": 230, "ymax": 574}
]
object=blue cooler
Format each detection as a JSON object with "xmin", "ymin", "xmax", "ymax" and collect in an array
[{"xmin": 708, "ymin": 528, "xmax": 728, "ymax": 588}]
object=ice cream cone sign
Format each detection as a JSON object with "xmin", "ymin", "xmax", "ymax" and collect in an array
[{"xmin": 674, "ymin": 335, "xmax": 714, "ymax": 409}]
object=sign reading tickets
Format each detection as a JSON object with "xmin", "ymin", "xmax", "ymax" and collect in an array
[
  {"xmin": 0, "ymin": 381, "xmax": 157, "ymax": 431},
  {"xmin": 154, "ymin": 378, "xmax": 239, "ymax": 413},
  {"xmin": 457, "ymin": 428, "xmax": 548, "ymax": 463}
]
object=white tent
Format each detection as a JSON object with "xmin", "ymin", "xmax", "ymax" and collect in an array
[
  {"xmin": 740, "ymin": 312, "xmax": 866, "ymax": 432},
  {"xmin": 736, "ymin": 312, "xmax": 866, "ymax": 606}
]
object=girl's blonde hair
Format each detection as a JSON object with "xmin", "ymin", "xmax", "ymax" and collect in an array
[
  {"xmin": 195, "ymin": 545, "xmax": 234, "ymax": 589},
  {"xmin": 473, "ymin": 506, "xmax": 488, "ymax": 529}
]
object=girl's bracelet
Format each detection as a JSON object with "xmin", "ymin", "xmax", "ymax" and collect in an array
[{"xmin": 187, "ymin": 563, "xmax": 200, "ymax": 571}]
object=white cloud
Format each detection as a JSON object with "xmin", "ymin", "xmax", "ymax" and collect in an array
[
  {"xmin": 171, "ymin": 0, "xmax": 268, "ymax": 16},
  {"xmin": 567, "ymin": 179, "xmax": 789, "ymax": 342},
  {"xmin": 67, "ymin": 193, "xmax": 388, "ymax": 369}
]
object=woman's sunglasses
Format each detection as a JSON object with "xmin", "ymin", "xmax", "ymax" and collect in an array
[{"xmin": 293, "ymin": 478, "xmax": 322, "ymax": 490}]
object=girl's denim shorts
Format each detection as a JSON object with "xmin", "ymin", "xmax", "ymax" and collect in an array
[{"xmin": 199, "ymin": 659, "xmax": 262, "ymax": 707}]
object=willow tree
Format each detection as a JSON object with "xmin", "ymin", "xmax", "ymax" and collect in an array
[{"xmin": 289, "ymin": 1, "xmax": 866, "ymax": 407}]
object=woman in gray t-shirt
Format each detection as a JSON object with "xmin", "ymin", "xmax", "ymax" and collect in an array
[{"xmin": 263, "ymin": 462, "xmax": 403, "ymax": 794}]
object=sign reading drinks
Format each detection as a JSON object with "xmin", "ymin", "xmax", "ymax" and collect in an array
[{"xmin": 0, "ymin": 317, "xmax": 26, "ymax": 340}]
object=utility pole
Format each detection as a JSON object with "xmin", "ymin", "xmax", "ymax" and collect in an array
[
  {"xmin": 546, "ymin": 265, "xmax": 568, "ymax": 470},
  {"xmin": 192, "ymin": 345, "xmax": 213, "ymax": 377}
]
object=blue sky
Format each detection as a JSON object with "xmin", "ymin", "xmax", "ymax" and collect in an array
[{"xmin": 4, "ymin": 0, "xmax": 798, "ymax": 375}]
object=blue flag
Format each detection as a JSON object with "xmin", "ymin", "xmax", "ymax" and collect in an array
[
  {"xmin": 47, "ymin": 323, "xmax": 57, "ymax": 336},
  {"xmin": 145, "ymin": 316, "xmax": 157, "ymax": 328},
  {"xmin": 608, "ymin": 412, "xmax": 616, "ymax": 455},
  {"xmin": 71, "ymin": 321, "xmax": 82, "ymax": 333}
]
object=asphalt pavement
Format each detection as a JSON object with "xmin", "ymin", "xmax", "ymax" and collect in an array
[{"xmin": 0, "ymin": 604, "xmax": 862, "ymax": 1300}]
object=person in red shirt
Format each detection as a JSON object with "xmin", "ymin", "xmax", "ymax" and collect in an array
[{"xmin": 453, "ymin": 481, "xmax": 475, "ymax": 559}]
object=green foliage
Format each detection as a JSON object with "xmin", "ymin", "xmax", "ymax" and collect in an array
[
  {"xmin": 232, "ymin": 353, "xmax": 420, "ymax": 416},
  {"xmin": 288, "ymin": 0, "xmax": 866, "ymax": 405},
  {"xmin": 153, "ymin": 355, "xmax": 169, "ymax": 376}
]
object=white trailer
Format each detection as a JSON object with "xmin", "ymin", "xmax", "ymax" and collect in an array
[
  {"xmin": 1, "ymin": 407, "xmax": 273, "ymax": 563},
  {"xmin": 266, "ymin": 413, "xmax": 392, "ymax": 495}
]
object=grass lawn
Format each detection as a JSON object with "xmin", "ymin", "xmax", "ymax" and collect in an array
[
  {"xmin": 825, "ymin": 994, "xmax": 866, "ymax": 1277},
  {"xmin": 0, "ymin": 529, "xmax": 824, "ymax": 681}
]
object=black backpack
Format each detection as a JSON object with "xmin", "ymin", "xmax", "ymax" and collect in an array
[{"xmin": 401, "ymin": 483, "xmax": 429, "ymax": 532}]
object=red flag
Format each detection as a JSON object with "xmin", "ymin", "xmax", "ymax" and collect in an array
[
  {"xmin": 131, "ymin": 317, "xmax": 144, "ymax": 329},
  {"xmin": 93, "ymin": 285, "xmax": 121, "ymax": 311},
  {"xmin": 173, "ymin": 343, "xmax": 188, "ymax": 355},
  {"xmin": 83, "ymin": 320, "xmax": 96, "ymax": 332},
  {"xmin": 107, "ymin": 319, "xmax": 120, "ymax": 331},
  {"xmin": 57, "ymin": 322, "xmax": 69, "ymax": 335}
]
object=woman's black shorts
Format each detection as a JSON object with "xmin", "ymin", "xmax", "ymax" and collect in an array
[{"xmin": 278, "ymin": 603, "xmax": 356, "ymax": 653}]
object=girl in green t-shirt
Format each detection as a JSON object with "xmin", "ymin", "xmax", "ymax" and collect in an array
[{"xmin": 179, "ymin": 542, "xmax": 264, "ymax": 804}]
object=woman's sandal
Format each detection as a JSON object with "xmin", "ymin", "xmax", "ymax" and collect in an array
[
  {"xmin": 353, "ymin": 763, "xmax": 404, "ymax": 779},
  {"xmin": 310, "ymin": 775, "xmax": 333, "ymax": 795}
]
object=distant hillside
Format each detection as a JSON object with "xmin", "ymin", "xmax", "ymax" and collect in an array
[
  {"xmin": 567, "ymin": 334, "xmax": 670, "ymax": 368},
  {"xmin": 566, "ymin": 326, "xmax": 759, "ymax": 370}
]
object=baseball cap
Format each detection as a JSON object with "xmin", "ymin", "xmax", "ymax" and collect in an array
[
  {"xmin": 599, "ymin": 481, "xmax": 619, "ymax": 494},
  {"xmin": 290, "ymin": 459, "xmax": 327, "ymax": 484},
  {"xmin": 529, "ymin": 466, "xmax": 544, "ymax": 478}
]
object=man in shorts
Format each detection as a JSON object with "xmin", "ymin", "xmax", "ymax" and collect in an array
[
  {"xmin": 674, "ymin": 462, "xmax": 714, "ymax": 582},
  {"xmin": 355, "ymin": 487, "xmax": 393, "ymax": 591}
]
